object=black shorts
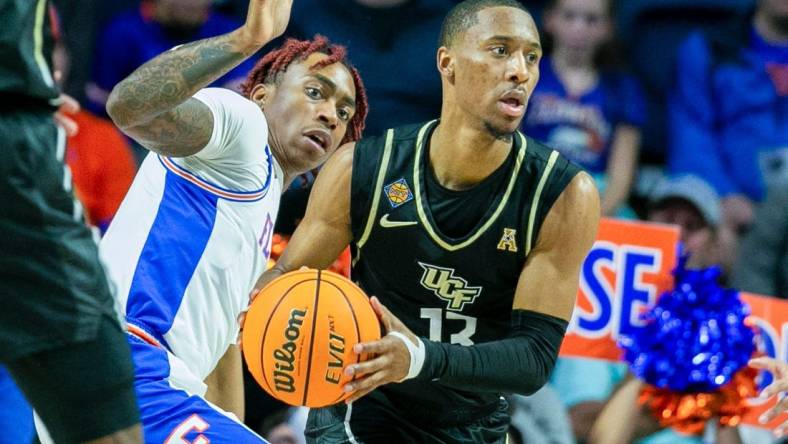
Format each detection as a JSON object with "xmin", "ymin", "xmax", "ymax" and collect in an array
[
  {"xmin": 0, "ymin": 111, "xmax": 139, "ymax": 440},
  {"xmin": 0, "ymin": 110, "xmax": 117, "ymax": 360},
  {"xmin": 305, "ymin": 390, "xmax": 509, "ymax": 444},
  {"xmin": 6, "ymin": 314, "xmax": 139, "ymax": 443}
]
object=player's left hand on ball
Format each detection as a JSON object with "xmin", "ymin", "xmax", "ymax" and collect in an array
[
  {"xmin": 237, "ymin": 266, "xmax": 312, "ymax": 350},
  {"xmin": 342, "ymin": 296, "xmax": 419, "ymax": 403}
]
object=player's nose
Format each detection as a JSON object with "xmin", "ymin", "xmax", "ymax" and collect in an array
[
  {"xmin": 506, "ymin": 52, "xmax": 529, "ymax": 84},
  {"xmin": 316, "ymin": 102, "xmax": 338, "ymax": 130}
]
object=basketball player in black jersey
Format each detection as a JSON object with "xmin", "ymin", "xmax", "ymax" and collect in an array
[
  {"xmin": 0, "ymin": 0, "xmax": 141, "ymax": 442},
  {"xmin": 252, "ymin": 0, "xmax": 600, "ymax": 442}
]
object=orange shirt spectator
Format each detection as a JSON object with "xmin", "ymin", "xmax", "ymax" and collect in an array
[{"xmin": 66, "ymin": 109, "xmax": 136, "ymax": 232}]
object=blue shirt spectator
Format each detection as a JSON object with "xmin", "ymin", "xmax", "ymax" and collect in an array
[
  {"xmin": 521, "ymin": 0, "xmax": 645, "ymax": 218},
  {"xmin": 669, "ymin": 27, "xmax": 788, "ymax": 203},
  {"xmin": 86, "ymin": 0, "xmax": 254, "ymax": 115},
  {"xmin": 523, "ymin": 57, "xmax": 646, "ymax": 174}
]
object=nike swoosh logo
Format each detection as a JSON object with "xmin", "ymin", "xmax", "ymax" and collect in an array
[{"xmin": 379, "ymin": 214, "xmax": 418, "ymax": 228}]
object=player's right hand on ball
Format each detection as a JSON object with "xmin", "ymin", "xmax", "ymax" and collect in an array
[
  {"xmin": 241, "ymin": 0, "xmax": 294, "ymax": 46},
  {"xmin": 342, "ymin": 297, "xmax": 419, "ymax": 403}
]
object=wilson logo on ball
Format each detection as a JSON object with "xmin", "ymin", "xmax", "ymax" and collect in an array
[{"xmin": 272, "ymin": 308, "xmax": 307, "ymax": 393}]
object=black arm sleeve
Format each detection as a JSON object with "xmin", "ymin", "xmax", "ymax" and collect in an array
[{"xmin": 415, "ymin": 309, "xmax": 568, "ymax": 396}]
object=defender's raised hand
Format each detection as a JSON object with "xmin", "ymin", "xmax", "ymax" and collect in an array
[
  {"xmin": 242, "ymin": 0, "xmax": 294, "ymax": 47},
  {"xmin": 106, "ymin": 0, "xmax": 295, "ymax": 157}
]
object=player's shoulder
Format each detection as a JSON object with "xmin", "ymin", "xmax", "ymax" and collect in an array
[
  {"xmin": 356, "ymin": 121, "xmax": 426, "ymax": 146},
  {"xmin": 522, "ymin": 134, "xmax": 568, "ymax": 165},
  {"xmin": 390, "ymin": 121, "xmax": 433, "ymax": 142},
  {"xmin": 521, "ymin": 134, "xmax": 586, "ymax": 195},
  {"xmin": 194, "ymin": 87, "xmax": 263, "ymax": 117},
  {"xmin": 193, "ymin": 87, "xmax": 268, "ymax": 157},
  {"xmin": 352, "ymin": 121, "xmax": 431, "ymax": 171}
]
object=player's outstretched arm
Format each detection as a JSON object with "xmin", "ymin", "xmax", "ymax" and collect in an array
[
  {"xmin": 106, "ymin": 0, "xmax": 293, "ymax": 156},
  {"xmin": 344, "ymin": 172, "xmax": 600, "ymax": 399},
  {"xmin": 253, "ymin": 143, "xmax": 356, "ymax": 292}
]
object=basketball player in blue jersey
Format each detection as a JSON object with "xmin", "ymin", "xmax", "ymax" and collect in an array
[
  {"xmin": 38, "ymin": 1, "xmax": 367, "ymax": 443},
  {"xmin": 253, "ymin": 0, "xmax": 600, "ymax": 443}
]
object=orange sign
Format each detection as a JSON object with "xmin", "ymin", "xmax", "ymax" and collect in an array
[{"xmin": 560, "ymin": 218, "xmax": 679, "ymax": 360}]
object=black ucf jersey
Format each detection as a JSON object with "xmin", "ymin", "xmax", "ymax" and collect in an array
[
  {"xmin": 0, "ymin": 0, "xmax": 60, "ymax": 109},
  {"xmin": 349, "ymin": 120, "xmax": 581, "ymax": 424}
]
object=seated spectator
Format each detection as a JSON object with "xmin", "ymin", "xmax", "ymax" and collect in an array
[
  {"xmin": 733, "ymin": 186, "xmax": 788, "ymax": 299},
  {"xmin": 285, "ymin": 0, "xmax": 453, "ymax": 136},
  {"xmin": 668, "ymin": 0, "xmax": 788, "ymax": 236},
  {"xmin": 550, "ymin": 355, "xmax": 718, "ymax": 444},
  {"xmin": 646, "ymin": 175, "xmax": 723, "ymax": 272},
  {"xmin": 587, "ymin": 376, "xmax": 743, "ymax": 444},
  {"xmin": 86, "ymin": 0, "xmax": 254, "ymax": 115},
  {"xmin": 521, "ymin": 0, "xmax": 645, "ymax": 217}
]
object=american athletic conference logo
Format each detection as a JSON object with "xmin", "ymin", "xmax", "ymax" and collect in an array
[{"xmin": 417, "ymin": 262, "xmax": 482, "ymax": 311}]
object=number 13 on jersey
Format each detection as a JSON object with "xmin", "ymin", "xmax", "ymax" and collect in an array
[{"xmin": 420, "ymin": 308, "xmax": 477, "ymax": 346}]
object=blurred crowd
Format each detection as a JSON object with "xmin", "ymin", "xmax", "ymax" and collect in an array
[{"xmin": 7, "ymin": 0, "xmax": 785, "ymax": 443}]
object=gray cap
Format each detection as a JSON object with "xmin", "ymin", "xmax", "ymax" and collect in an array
[{"xmin": 649, "ymin": 175, "xmax": 721, "ymax": 226}]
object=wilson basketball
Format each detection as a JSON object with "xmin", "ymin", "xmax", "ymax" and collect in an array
[{"xmin": 242, "ymin": 269, "xmax": 381, "ymax": 407}]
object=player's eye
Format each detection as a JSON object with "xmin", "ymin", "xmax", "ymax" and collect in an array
[
  {"xmin": 305, "ymin": 87, "xmax": 323, "ymax": 100},
  {"xmin": 491, "ymin": 46, "xmax": 507, "ymax": 56},
  {"xmin": 337, "ymin": 108, "xmax": 351, "ymax": 122},
  {"xmin": 526, "ymin": 53, "xmax": 539, "ymax": 64}
]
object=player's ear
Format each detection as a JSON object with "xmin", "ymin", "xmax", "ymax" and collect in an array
[
  {"xmin": 250, "ymin": 83, "xmax": 275, "ymax": 109},
  {"xmin": 437, "ymin": 47, "xmax": 455, "ymax": 82}
]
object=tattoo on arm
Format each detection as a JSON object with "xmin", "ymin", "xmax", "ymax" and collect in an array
[{"xmin": 106, "ymin": 30, "xmax": 256, "ymax": 157}]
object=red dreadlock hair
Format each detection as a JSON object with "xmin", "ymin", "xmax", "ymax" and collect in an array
[{"xmin": 240, "ymin": 35, "xmax": 368, "ymax": 145}]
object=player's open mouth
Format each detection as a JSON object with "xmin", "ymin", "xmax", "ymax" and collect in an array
[
  {"xmin": 498, "ymin": 90, "xmax": 526, "ymax": 117},
  {"xmin": 303, "ymin": 129, "xmax": 331, "ymax": 152}
]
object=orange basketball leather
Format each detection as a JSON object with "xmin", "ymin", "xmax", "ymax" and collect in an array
[{"xmin": 242, "ymin": 269, "xmax": 381, "ymax": 407}]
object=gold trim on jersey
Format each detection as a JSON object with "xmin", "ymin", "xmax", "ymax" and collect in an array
[
  {"xmin": 525, "ymin": 150, "xmax": 559, "ymax": 255},
  {"xmin": 413, "ymin": 121, "xmax": 527, "ymax": 252},
  {"xmin": 354, "ymin": 129, "xmax": 395, "ymax": 265},
  {"xmin": 33, "ymin": 0, "xmax": 54, "ymax": 88}
]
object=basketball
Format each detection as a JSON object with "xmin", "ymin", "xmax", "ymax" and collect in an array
[{"xmin": 242, "ymin": 269, "xmax": 382, "ymax": 408}]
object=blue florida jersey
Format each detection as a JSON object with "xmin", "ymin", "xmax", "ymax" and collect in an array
[{"xmin": 100, "ymin": 88, "xmax": 282, "ymax": 385}]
